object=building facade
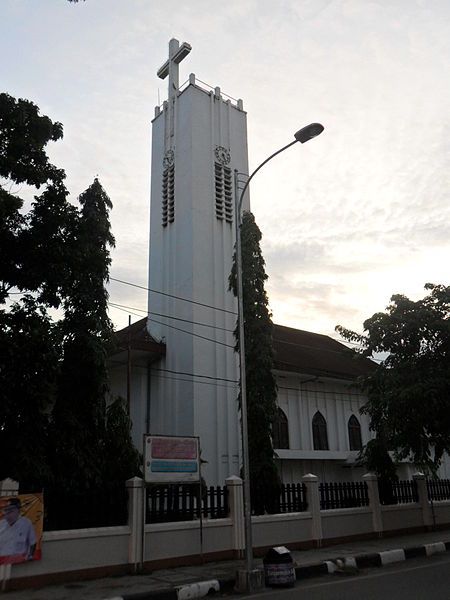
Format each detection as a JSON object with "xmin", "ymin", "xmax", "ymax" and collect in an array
[{"xmin": 109, "ymin": 40, "xmax": 450, "ymax": 486}]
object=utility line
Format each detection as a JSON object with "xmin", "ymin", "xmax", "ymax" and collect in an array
[
  {"xmin": 110, "ymin": 303, "xmax": 235, "ymax": 350},
  {"xmin": 277, "ymin": 385, "xmax": 366, "ymax": 398},
  {"xmin": 152, "ymin": 372, "xmax": 238, "ymax": 390},
  {"xmin": 110, "ymin": 357, "xmax": 366, "ymax": 397},
  {"xmin": 110, "ymin": 303, "xmax": 380, "ymax": 361},
  {"xmin": 110, "ymin": 296, "xmax": 364, "ymax": 350},
  {"xmin": 110, "ymin": 276, "xmax": 237, "ymax": 316},
  {"xmin": 108, "ymin": 301, "xmax": 235, "ymax": 333},
  {"xmin": 109, "ymin": 359, "xmax": 238, "ymax": 389},
  {"xmin": 273, "ymin": 337, "xmax": 381, "ymax": 361},
  {"xmin": 151, "ymin": 366, "xmax": 238, "ymax": 384},
  {"xmin": 149, "ymin": 316, "xmax": 235, "ymax": 349}
]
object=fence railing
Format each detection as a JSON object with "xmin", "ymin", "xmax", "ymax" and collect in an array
[
  {"xmin": 378, "ymin": 479, "xmax": 418, "ymax": 505},
  {"xmin": 427, "ymin": 478, "xmax": 450, "ymax": 501},
  {"xmin": 20, "ymin": 476, "xmax": 450, "ymax": 530},
  {"xmin": 319, "ymin": 481, "xmax": 369, "ymax": 510},
  {"xmin": 20, "ymin": 482, "xmax": 129, "ymax": 531},
  {"xmin": 145, "ymin": 484, "xmax": 229, "ymax": 524},
  {"xmin": 278, "ymin": 483, "xmax": 308, "ymax": 513}
]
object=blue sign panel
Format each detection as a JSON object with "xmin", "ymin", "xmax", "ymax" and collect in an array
[{"xmin": 151, "ymin": 460, "xmax": 198, "ymax": 473}]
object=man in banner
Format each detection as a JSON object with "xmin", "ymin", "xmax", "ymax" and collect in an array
[{"xmin": 0, "ymin": 498, "xmax": 36, "ymax": 564}]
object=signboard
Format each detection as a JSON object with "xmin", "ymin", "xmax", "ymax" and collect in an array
[
  {"xmin": 144, "ymin": 435, "xmax": 200, "ymax": 483},
  {"xmin": 0, "ymin": 494, "xmax": 43, "ymax": 565}
]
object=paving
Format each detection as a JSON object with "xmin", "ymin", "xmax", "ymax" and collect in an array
[{"xmin": 2, "ymin": 529, "xmax": 450, "ymax": 600}]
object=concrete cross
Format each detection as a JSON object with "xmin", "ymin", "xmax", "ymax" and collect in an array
[{"xmin": 157, "ymin": 38, "xmax": 192, "ymax": 101}]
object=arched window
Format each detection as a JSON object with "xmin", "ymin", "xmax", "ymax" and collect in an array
[
  {"xmin": 272, "ymin": 408, "xmax": 289, "ymax": 449},
  {"xmin": 348, "ymin": 415, "xmax": 362, "ymax": 451},
  {"xmin": 312, "ymin": 411, "xmax": 329, "ymax": 450}
]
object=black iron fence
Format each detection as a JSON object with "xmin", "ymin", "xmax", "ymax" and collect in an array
[
  {"xmin": 20, "ymin": 476, "xmax": 450, "ymax": 530},
  {"xmin": 378, "ymin": 479, "xmax": 418, "ymax": 505},
  {"xmin": 20, "ymin": 482, "xmax": 128, "ymax": 531},
  {"xmin": 278, "ymin": 483, "xmax": 308, "ymax": 513},
  {"xmin": 319, "ymin": 481, "xmax": 369, "ymax": 510},
  {"xmin": 145, "ymin": 484, "xmax": 229, "ymax": 524},
  {"xmin": 427, "ymin": 478, "xmax": 450, "ymax": 501}
]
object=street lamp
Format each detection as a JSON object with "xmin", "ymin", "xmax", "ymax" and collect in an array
[{"xmin": 233, "ymin": 123, "xmax": 324, "ymax": 591}]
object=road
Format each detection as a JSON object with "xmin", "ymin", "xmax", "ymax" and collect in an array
[{"xmin": 245, "ymin": 554, "xmax": 450, "ymax": 600}]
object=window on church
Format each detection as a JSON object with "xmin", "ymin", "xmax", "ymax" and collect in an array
[
  {"xmin": 162, "ymin": 164, "xmax": 175, "ymax": 226},
  {"xmin": 348, "ymin": 414, "xmax": 362, "ymax": 451},
  {"xmin": 312, "ymin": 411, "xmax": 329, "ymax": 451},
  {"xmin": 272, "ymin": 407, "xmax": 289, "ymax": 449},
  {"xmin": 214, "ymin": 163, "xmax": 233, "ymax": 223}
]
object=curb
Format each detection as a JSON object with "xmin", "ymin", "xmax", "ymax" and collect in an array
[
  {"xmin": 107, "ymin": 540, "xmax": 450, "ymax": 600},
  {"xmin": 108, "ymin": 580, "xmax": 221, "ymax": 600},
  {"xmin": 305, "ymin": 540, "xmax": 450, "ymax": 578}
]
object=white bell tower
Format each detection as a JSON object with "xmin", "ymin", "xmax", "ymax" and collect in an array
[{"xmin": 147, "ymin": 39, "xmax": 250, "ymax": 484}]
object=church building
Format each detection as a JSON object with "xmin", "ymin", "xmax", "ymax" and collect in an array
[{"xmin": 109, "ymin": 40, "xmax": 447, "ymax": 485}]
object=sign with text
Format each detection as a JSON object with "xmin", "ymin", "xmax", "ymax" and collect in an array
[{"xmin": 144, "ymin": 435, "xmax": 200, "ymax": 483}]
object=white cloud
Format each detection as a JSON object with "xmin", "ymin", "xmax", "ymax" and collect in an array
[{"xmin": 2, "ymin": 0, "xmax": 450, "ymax": 334}]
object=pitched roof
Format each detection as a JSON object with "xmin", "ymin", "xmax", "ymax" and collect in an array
[
  {"xmin": 273, "ymin": 323, "xmax": 375, "ymax": 381},
  {"xmin": 111, "ymin": 318, "xmax": 374, "ymax": 380},
  {"xmin": 111, "ymin": 317, "xmax": 166, "ymax": 359}
]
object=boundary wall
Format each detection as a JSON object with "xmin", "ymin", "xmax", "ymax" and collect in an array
[{"xmin": 2, "ymin": 473, "xmax": 450, "ymax": 591}]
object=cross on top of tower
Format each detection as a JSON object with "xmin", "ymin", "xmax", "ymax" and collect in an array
[{"xmin": 157, "ymin": 38, "xmax": 192, "ymax": 101}]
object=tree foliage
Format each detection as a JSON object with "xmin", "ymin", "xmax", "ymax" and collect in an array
[
  {"xmin": 337, "ymin": 284, "xmax": 450, "ymax": 474},
  {"xmin": 0, "ymin": 297, "xmax": 60, "ymax": 483},
  {"xmin": 0, "ymin": 93, "xmax": 68, "ymax": 304},
  {"xmin": 229, "ymin": 211, "xmax": 280, "ymax": 513},
  {"xmin": 0, "ymin": 93, "xmax": 139, "ymax": 488},
  {"xmin": 51, "ymin": 179, "xmax": 116, "ymax": 489}
]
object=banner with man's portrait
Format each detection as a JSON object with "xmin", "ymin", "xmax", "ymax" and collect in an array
[{"xmin": 0, "ymin": 494, "xmax": 43, "ymax": 565}]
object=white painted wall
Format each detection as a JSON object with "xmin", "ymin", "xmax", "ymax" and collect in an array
[
  {"xmin": 146, "ymin": 82, "xmax": 249, "ymax": 485},
  {"xmin": 274, "ymin": 373, "xmax": 372, "ymax": 482}
]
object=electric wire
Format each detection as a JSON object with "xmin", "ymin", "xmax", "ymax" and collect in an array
[
  {"xmin": 110, "ymin": 303, "xmax": 381, "ymax": 361},
  {"xmin": 108, "ymin": 359, "xmax": 238, "ymax": 389},
  {"xmin": 108, "ymin": 301, "xmax": 235, "ymax": 333},
  {"xmin": 109, "ymin": 282, "xmax": 380, "ymax": 360},
  {"xmin": 149, "ymin": 316, "xmax": 235, "ymax": 349},
  {"xmin": 110, "ymin": 303, "xmax": 234, "ymax": 348},
  {"xmin": 109, "ymin": 276, "xmax": 237, "ymax": 316}
]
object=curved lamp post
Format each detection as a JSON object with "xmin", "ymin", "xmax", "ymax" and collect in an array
[{"xmin": 233, "ymin": 123, "xmax": 324, "ymax": 591}]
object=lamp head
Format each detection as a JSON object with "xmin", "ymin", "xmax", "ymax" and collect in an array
[{"xmin": 294, "ymin": 123, "xmax": 324, "ymax": 144}]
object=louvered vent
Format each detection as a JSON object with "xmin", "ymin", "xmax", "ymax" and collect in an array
[
  {"xmin": 214, "ymin": 163, "xmax": 233, "ymax": 223},
  {"xmin": 162, "ymin": 164, "xmax": 175, "ymax": 227}
]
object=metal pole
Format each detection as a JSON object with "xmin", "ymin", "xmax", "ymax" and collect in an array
[
  {"xmin": 127, "ymin": 314, "xmax": 131, "ymax": 415},
  {"xmin": 234, "ymin": 170, "xmax": 254, "ymax": 578},
  {"xmin": 232, "ymin": 126, "xmax": 323, "ymax": 591}
]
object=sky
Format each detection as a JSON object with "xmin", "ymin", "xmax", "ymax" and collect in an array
[{"xmin": 2, "ymin": 0, "xmax": 449, "ymax": 340}]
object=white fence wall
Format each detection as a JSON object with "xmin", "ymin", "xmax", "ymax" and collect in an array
[{"xmin": 2, "ymin": 473, "xmax": 450, "ymax": 591}]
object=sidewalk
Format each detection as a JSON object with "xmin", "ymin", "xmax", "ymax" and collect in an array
[{"xmin": 3, "ymin": 529, "xmax": 450, "ymax": 600}]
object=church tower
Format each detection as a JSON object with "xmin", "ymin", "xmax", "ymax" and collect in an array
[{"xmin": 147, "ymin": 39, "xmax": 250, "ymax": 484}]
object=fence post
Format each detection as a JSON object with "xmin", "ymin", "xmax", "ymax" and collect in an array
[
  {"xmin": 126, "ymin": 476, "xmax": 145, "ymax": 570},
  {"xmin": 0, "ymin": 478, "xmax": 19, "ymax": 496},
  {"xmin": 413, "ymin": 472, "xmax": 433, "ymax": 529},
  {"xmin": 363, "ymin": 472, "xmax": 383, "ymax": 536},
  {"xmin": 225, "ymin": 476, "xmax": 245, "ymax": 557},
  {"xmin": 302, "ymin": 473, "xmax": 322, "ymax": 547}
]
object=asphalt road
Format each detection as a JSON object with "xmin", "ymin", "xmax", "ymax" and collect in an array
[{"xmin": 246, "ymin": 554, "xmax": 450, "ymax": 600}]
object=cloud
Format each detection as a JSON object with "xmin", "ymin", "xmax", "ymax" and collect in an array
[{"xmin": 3, "ymin": 0, "xmax": 450, "ymax": 335}]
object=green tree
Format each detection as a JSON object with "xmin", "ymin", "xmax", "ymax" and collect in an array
[
  {"xmin": 0, "ymin": 93, "xmax": 66, "ymax": 304},
  {"xmin": 0, "ymin": 297, "xmax": 60, "ymax": 483},
  {"xmin": 229, "ymin": 211, "xmax": 280, "ymax": 513},
  {"xmin": 1, "ymin": 94, "xmax": 140, "ymax": 487},
  {"xmin": 103, "ymin": 397, "xmax": 141, "ymax": 482},
  {"xmin": 337, "ymin": 283, "xmax": 450, "ymax": 475},
  {"xmin": 0, "ymin": 94, "xmax": 72, "ymax": 484},
  {"xmin": 51, "ymin": 179, "xmax": 116, "ymax": 489}
]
